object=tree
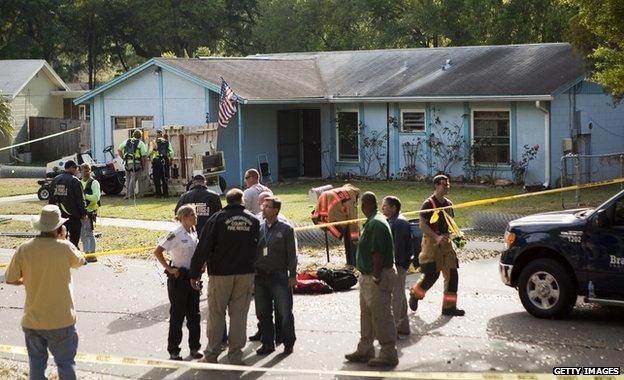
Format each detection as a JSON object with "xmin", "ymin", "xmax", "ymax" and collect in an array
[
  {"xmin": 566, "ymin": 0, "xmax": 624, "ymax": 101},
  {"xmin": 0, "ymin": 92, "xmax": 13, "ymax": 138}
]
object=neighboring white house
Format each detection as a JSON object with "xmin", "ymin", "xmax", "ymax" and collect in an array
[
  {"xmin": 75, "ymin": 43, "xmax": 624, "ymax": 188},
  {"xmin": 0, "ymin": 60, "xmax": 88, "ymax": 162}
]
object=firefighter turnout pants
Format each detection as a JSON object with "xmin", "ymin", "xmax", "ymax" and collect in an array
[
  {"xmin": 409, "ymin": 235, "xmax": 460, "ymax": 311},
  {"xmin": 152, "ymin": 159, "xmax": 169, "ymax": 197}
]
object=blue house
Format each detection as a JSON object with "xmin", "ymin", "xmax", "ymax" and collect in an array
[{"xmin": 75, "ymin": 43, "xmax": 624, "ymax": 188}]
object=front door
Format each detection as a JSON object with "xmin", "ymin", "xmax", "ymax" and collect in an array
[
  {"xmin": 583, "ymin": 193, "xmax": 624, "ymax": 296},
  {"xmin": 277, "ymin": 109, "xmax": 322, "ymax": 179},
  {"xmin": 277, "ymin": 110, "xmax": 300, "ymax": 178},
  {"xmin": 301, "ymin": 109, "xmax": 321, "ymax": 177}
]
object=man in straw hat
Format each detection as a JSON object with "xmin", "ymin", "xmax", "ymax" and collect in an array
[{"xmin": 4, "ymin": 205, "xmax": 86, "ymax": 380}]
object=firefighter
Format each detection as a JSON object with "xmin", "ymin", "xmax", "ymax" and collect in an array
[
  {"xmin": 151, "ymin": 129, "xmax": 174, "ymax": 198},
  {"xmin": 175, "ymin": 174, "xmax": 222, "ymax": 234},
  {"xmin": 408, "ymin": 174, "xmax": 464, "ymax": 316},
  {"xmin": 117, "ymin": 129, "xmax": 148, "ymax": 199},
  {"xmin": 48, "ymin": 160, "xmax": 87, "ymax": 248}
]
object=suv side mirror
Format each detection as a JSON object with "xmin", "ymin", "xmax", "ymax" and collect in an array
[{"xmin": 593, "ymin": 209, "xmax": 610, "ymax": 228}]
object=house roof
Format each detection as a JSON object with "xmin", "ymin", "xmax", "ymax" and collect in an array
[
  {"xmin": 0, "ymin": 60, "xmax": 70, "ymax": 99},
  {"xmin": 75, "ymin": 43, "xmax": 586, "ymax": 105}
]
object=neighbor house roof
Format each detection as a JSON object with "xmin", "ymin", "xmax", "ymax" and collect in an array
[
  {"xmin": 0, "ymin": 60, "xmax": 70, "ymax": 99},
  {"xmin": 75, "ymin": 43, "xmax": 586, "ymax": 105}
]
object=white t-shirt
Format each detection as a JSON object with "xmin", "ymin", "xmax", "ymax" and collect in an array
[{"xmin": 158, "ymin": 225, "xmax": 198, "ymax": 269}]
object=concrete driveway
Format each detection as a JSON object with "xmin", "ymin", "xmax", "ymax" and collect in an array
[{"xmin": 1, "ymin": 256, "xmax": 622, "ymax": 379}]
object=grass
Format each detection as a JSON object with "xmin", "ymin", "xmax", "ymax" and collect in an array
[
  {"xmin": 0, "ymin": 179, "xmax": 621, "ymax": 230},
  {"xmin": 0, "ymin": 178, "xmax": 40, "ymax": 197},
  {"xmin": 0, "ymin": 220, "xmax": 163, "ymax": 259}
]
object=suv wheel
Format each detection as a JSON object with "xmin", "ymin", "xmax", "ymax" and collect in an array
[{"xmin": 518, "ymin": 258, "xmax": 576, "ymax": 319}]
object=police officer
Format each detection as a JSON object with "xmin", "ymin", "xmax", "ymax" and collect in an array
[
  {"xmin": 117, "ymin": 129, "xmax": 148, "ymax": 199},
  {"xmin": 408, "ymin": 174, "xmax": 465, "ymax": 317},
  {"xmin": 49, "ymin": 160, "xmax": 87, "ymax": 248},
  {"xmin": 175, "ymin": 174, "xmax": 222, "ymax": 234},
  {"xmin": 154, "ymin": 204, "xmax": 203, "ymax": 361},
  {"xmin": 189, "ymin": 188, "xmax": 259, "ymax": 365},
  {"xmin": 151, "ymin": 129, "xmax": 174, "ymax": 198}
]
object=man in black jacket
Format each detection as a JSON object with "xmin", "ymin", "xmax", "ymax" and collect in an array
[
  {"xmin": 190, "ymin": 188, "xmax": 259, "ymax": 365},
  {"xmin": 49, "ymin": 160, "xmax": 87, "ymax": 247},
  {"xmin": 175, "ymin": 174, "xmax": 222, "ymax": 234}
]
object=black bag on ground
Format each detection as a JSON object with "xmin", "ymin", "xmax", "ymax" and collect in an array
[{"xmin": 316, "ymin": 268, "xmax": 357, "ymax": 291}]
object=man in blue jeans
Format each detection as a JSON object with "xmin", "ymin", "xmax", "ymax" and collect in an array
[
  {"xmin": 254, "ymin": 196, "xmax": 298, "ymax": 355},
  {"xmin": 5, "ymin": 205, "xmax": 86, "ymax": 379}
]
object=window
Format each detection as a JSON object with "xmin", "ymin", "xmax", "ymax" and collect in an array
[
  {"xmin": 112, "ymin": 116, "xmax": 153, "ymax": 130},
  {"xmin": 472, "ymin": 110, "xmax": 510, "ymax": 165},
  {"xmin": 78, "ymin": 105, "xmax": 90, "ymax": 121},
  {"xmin": 336, "ymin": 110, "xmax": 359, "ymax": 162},
  {"xmin": 401, "ymin": 110, "xmax": 425, "ymax": 132}
]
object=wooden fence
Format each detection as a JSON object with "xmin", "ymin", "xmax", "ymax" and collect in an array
[{"xmin": 28, "ymin": 117, "xmax": 90, "ymax": 163}]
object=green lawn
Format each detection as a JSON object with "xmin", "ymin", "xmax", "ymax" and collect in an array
[
  {"xmin": 0, "ymin": 220, "xmax": 163, "ymax": 258},
  {"xmin": 0, "ymin": 178, "xmax": 40, "ymax": 197},
  {"xmin": 0, "ymin": 180, "xmax": 621, "ymax": 230}
]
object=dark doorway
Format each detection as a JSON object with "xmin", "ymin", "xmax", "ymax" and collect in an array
[{"xmin": 277, "ymin": 109, "xmax": 321, "ymax": 178}]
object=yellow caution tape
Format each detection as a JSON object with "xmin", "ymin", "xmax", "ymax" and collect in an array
[
  {"xmin": 1, "ymin": 177, "xmax": 623, "ymax": 268},
  {"xmin": 0, "ymin": 344, "xmax": 612, "ymax": 379}
]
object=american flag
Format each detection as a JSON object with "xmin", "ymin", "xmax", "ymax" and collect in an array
[{"xmin": 218, "ymin": 78, "xmax": 238, "ymax": 128}]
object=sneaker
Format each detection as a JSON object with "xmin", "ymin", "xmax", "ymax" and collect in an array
[
  {"xmin": 368, "ymin": 357, "xmax": 399, "ymax": 367},
  {"xmin": 344, "ymin": 351, "xmax": 374, "ymax": 363},
  {"xmin": 442, "ymin": 307, "xmax": 465, "ymax": 316},
  {"xmin": 169, "ymin": 354, "xmax": 183, "ymax": 361},
  {"xmin": 256, "ymin": 346, "xmax": 275, "ymax": 355},
  {"xmin": 282, "ymin": 344, "xmax": 293, "ymax": 355},
  {"xmin": 248, "ymin": 331, "xmax": 261, "ymax": 342},
  {"xmin": 190, "ymin": 351, "xmax": 203, "ymax": 360},
  {"xmin": 408, "ymin": 296, "xmax": 419, "ymax": 311}
]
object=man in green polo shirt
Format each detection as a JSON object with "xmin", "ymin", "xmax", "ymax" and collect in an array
[{"xmin": 345, "ymin": 192, "xmax": 398, "ymax": 368}]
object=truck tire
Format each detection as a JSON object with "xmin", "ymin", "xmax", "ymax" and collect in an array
[
  {"xmin": 37, "ymin": 186, "xmax": 50, "ymax": 201},
  {"xmin": 518, "ymin": 258, "xmax": 576, "ymax": 319}
]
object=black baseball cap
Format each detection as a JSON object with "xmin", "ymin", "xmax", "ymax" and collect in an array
[{"xmin": 64, "ymin": 160, "xmax": 78, "ymax": 169}]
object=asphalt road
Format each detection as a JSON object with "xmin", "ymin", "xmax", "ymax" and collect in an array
[{"xmin": 1, "ymin": 255, "xmax": 623, "ymax": 379}]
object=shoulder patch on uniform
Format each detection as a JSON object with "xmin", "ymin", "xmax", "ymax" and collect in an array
[{"xmin": 166, "ymin": 232, "xmax": 176, "ymax": 241}]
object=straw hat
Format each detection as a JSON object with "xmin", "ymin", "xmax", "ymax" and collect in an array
[{"xmin": 31, "ymin": 205, "xmax": 67, "ymax": 232}]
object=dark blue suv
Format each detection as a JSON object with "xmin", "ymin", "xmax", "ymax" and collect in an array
[{"xmin": 500, "ymin": 189, "xmax": 624, "ymax": 318}]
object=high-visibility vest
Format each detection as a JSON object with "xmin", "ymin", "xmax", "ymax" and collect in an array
[{"xmin": 311, "ymin": 184, "xmax": 360, "ymax": 240}]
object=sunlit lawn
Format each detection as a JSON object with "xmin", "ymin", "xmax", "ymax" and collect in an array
[
  {"xmin": 0, "ymin": 180, "xmax": 620, "ymax": 229},
  {"xmin": 0, "ymin": 178, "xmax": 40, "ymax": 197}
]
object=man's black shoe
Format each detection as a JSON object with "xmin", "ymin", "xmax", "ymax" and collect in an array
[
  {"xmin": 282, "ymin": 344, "xmax": 293, "ymax": 355},
  {"xmin": 408, "ymin": 296, "xmax": 419, "ymax": 311},
  {"xmin": 255, "ymin": 346, "xmax": 275, "ymax": 355},
  {"xmin": 442, "ymin": 307, "xmax": 465, "ymax": 316},
  {"xmin": 248, "ymin": 331, "xmax": 261, "ymax": 342}
]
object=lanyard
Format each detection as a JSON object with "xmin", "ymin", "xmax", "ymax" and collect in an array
[{"xmin": 263, "ymin": 223, "xmax": 275, "ymax": 246}]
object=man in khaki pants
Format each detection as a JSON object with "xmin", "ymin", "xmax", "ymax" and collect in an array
[
  {"xmin": 190, "ymin": 189, "xmax": 260, "ymax": 365},
  {"xmin": 345, "ymin": 192, "xmax": 398, "ymax": 367}
]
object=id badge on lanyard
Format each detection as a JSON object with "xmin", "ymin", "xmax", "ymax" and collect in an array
[{"xmin": 263, "ymin": 225, "xmax": 273, "ymax": 257}]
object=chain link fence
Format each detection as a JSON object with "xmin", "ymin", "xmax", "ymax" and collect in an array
[{"xmin": 561, "ymin": 153, "xmax": 624, "ymax": 208}]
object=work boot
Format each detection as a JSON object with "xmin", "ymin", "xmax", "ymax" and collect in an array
[
  {"xmin": 408, "ymin": 296, "xmax": 419, "ymax": 311},
  {"xmin": 442, "ymin": 307, "xmax": 465, "ymax": 316},
  {"xmin": 368, "ymin": 356, "xmax": 399, "ymax": 368},
  {"xmin": 199, "ymin": 353, "xmax": 219, "ymax": 363},
  {"xmin": 190, "ymin": 351, "xmax": 203, "ymax": 360},
  {"xmin": 345, "ymin": 351, "xmax": 374, "ymax": 363},
  {"xmin": 85, "ymin": 255, "xmax": 98, "ymax": 263}
]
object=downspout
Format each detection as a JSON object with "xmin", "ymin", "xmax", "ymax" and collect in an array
[
  {"xmin": 535, "ymin": 101, "xmax": 551, "ymax": 187},
  {"xmin": 386, "ymin": 103, "xmax": 390, "ymax": 180}
]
